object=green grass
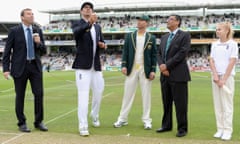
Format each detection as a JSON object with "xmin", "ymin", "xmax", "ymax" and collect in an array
[{"xmin": 0, "ymin": 71, "xmax": 240, "ymax": 143}]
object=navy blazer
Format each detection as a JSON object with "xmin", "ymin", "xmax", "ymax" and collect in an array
[
  {"xmin": 2, "ymin": 24, "xmax": 46, "ymax": 78},
  {"xmin": 71, "ymin": 19, "xmax": 104, "ymax": 71},
  {"xmin": 157, "ymin": 30, "xmax": 191, "ymax": 82}
]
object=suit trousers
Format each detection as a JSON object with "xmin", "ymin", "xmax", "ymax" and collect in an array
[
  {"xmin": 75, "ymin": 68, "xmax": 104, "ymax": 130},
  {"xmin": 13, "ymin": 61, "xmax": 44, "ymax": 126},
  {"xmin": 117, "ymin": 64, "xmax": 152, "ymax": 124},
  {"xmin": 212, "ymin": 75, "xmax": 234, "ymax": 135},
  {"xmin": 161, "ymin": 77, "xmax": 188, "ymax": 132}
]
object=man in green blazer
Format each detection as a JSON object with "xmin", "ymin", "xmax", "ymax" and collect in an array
[{"xmin": 113, "ymin": 15, "xmax": 157, "ymax": 130}]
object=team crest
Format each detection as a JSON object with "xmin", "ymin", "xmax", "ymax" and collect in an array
[{"xmin": 147, "ymin": 44, "xmax": 152, "ymax": 49}]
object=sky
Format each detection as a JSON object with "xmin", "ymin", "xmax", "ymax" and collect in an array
[
  {"xmin": 0, "ymin": 0, "xmax": 237, "ymax": 25},
  {"xmin": 0, "ymin": 0, "xmax": 82, "ymax": 25}
]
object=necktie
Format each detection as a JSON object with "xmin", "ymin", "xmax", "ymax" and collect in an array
[
  {"xmin": 164, "ymin": 33, "xmax": 174, "ymax": 60},
  {"xmin": 27, "ymin": 28, "xmax": 35, "ymax": 60}
]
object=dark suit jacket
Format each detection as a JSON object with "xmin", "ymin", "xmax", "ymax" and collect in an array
[
  {"xmin": 71, "ymin": 19, "xmax": 105, "ymax": 71},
  {"xmin": 2, "ymin": 24, "xmax": 46, "ymax": 78},
  {"xmin": 157, "ymin": 30, "xmax": 191, "ymax": 82},
  {"xmin": 121, "ymin": 31, "xmax": 157, "ymax": 78}
]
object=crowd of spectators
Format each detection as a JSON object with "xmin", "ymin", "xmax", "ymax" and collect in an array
[
  {"xmin": 41, "ymin": 53, "xmax": 74, "ymax": 71},
  {"xmin": 187, "ymin": 52, "xmax": 210, "ymax": 72},
  {"xmin": 41, "ymin": 51, "xmax": 212, "ymax": 72},
  {"xmin": 1, "ymin": 51, "xmax": 240, "ymax": 72},
  {"xmin": 2, "ymin": 14, "xmax": 240, "ymax": 72},
  {"xmin": 42, "ymin": 13, "xmax": 240, "ymax": 33}
]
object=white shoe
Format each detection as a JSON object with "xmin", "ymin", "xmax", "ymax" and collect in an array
[
  {"xmin": 113, "ymin": 120, "xmax": 128, "ymax": 128},
  {"xmin": 144, "ymin": 123, "xmax": 152, "ymax": 130},
  {"xmin": 221, "ymin": 132, "xmax": 232, "ymax": 141},
  {"xmin": 92, "ymin": 117, "xmax": 100, "ymax": 127},
  {"xmin": 80, "ymin": 127, "xmax": 89, "ymax": 136},
  {"xmin": 213, "ymin": 131, "xmax": 223, "ymax": 138}
]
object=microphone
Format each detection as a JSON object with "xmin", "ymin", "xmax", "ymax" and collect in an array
[
  {"xmin": 32, "ymin": 27, "xmax": 41, "ymax": 45},
  {"xmin": 33, "ymin": 28, "xmax": 39, "ymax": 37}
]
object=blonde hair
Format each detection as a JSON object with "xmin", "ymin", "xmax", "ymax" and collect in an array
[{"xmin": 217, "ymin": 22, "xmax": 234, "ymax": 39}]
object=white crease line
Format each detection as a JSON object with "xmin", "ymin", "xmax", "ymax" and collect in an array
[
  {"xmin": 45, "ymin": 108, "xmax": 77, "ymax": 125},
  {"xmin": 0, "ymin": 74, "xmax": 122, "ymax": 96},
  {"xmin": 0, "ymin": 110, "xmax": 8, "ymax": 112},
  {"xmin": 105, "ymin": 83, "xmax": 123, "ymax": 87},
  {"xmin": 1, "ymin": 90, "xmax": 115, "ymax": 143},
  {"xmin": 45, "ymin": 92, "xmax": 113, "ymax": 125},
  {"xmin": 191, "ymin": 73, "xmax": 209, "ymax": 78},
  {"xmin": 1, "ymin": 133, "xmax": 25, "ymax": 144},
  {"xmin": 0, "ymin": 132, "xmax": 19, "ymax": 135},
  {"xmin": 0, "ymin": 82, "xmax": 75, "ymax": 98},
  {"xmin": 0, "ymin": 88, "xmax": 14, "ymax": 93},
  {"xmin": 65, "ymin": 80, "xmax": 74, "ymax": 83}
]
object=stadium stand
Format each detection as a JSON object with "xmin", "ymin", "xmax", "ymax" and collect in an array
[{"xmin": 1, "ymin": 1, "xmax": 240, "ymax": 71}]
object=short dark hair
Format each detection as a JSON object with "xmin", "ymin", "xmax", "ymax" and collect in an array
[
  {"xmin": 20, "ymin": 8, "xmax": 32, "ymax": 17},
  {"xmin": 171, "ymin": 14, "xmax": 182, "ymax": 27},
  {"xmin": 81, "ymin": 2, "xmax": 94, "ymax": 10}
]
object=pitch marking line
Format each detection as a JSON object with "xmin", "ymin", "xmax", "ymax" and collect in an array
[
  {"xmin": 46, "ymin": 92, "xmax": 113, "ymax": 124},
  {"xmin": 0, "ymin": 132, "xmax": 19, "ymax": 135},
  {"xmin": 1, "ymin": 92, "xmax": 114, "ymax": 144},
  {"xmin": 0, "ymin": 88, "xmax": 14, "ymax": 93},
  {"xmin": 1, "ymin": 133, "xmax": 25, "ymax": 144}
]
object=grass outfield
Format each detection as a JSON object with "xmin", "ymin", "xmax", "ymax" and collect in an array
[{"xmin": 0, "ymin": 71, "xmax": 240, "ymax": 144}]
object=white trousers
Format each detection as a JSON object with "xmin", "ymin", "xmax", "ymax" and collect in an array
[
  {"xmin": 118, "ymin": 65, "xmax": 152, "ymax": 124},
  {"xmin": 75, "ymin": 69, "xmax": 104, "ymax": 130},
  {"xmin": 212, "ymin": 75, "xmax": 234, "ymax": 134}
]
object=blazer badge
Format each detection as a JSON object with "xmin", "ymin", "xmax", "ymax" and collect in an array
[{"xmin": 147, "ymin": 44, "xmax": 152, "ymax": 49}]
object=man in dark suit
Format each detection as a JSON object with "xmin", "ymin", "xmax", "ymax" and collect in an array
[
  {"xmin": 2, "ymin": 8, "xmax": 48, "ymax": 132},
  {"xmin": 156, "ymin": 15, "xmax": 191, "ymax": 137},
  {"xmin": 71, "ymin": 1, "xmax": 106, "ymax": 136}
]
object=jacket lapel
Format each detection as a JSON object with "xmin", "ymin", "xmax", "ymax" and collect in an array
[
  {"xmin": 131, "ymin": 31, "xmax": 137, "ymax": 50},
  {"xmin": 144, "ymin": 32, "xmax": 151, "ymax": 50},
  {"xmin": 169, "ymin": 30, "xmax": 180, "ymax": 49},
  {"xmin": 94, "ymin": 24, "xmax": 99, "ymax": 42},
  {"xmin": 162, "ymin": 34, "xmax": 168, "ymax": 55},
  {"xmin": 18, "ymin": 24, "xmax": 27, "ymax": 47}
]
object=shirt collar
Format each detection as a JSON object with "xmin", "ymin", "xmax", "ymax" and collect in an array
[
  {"xmin": 22, "ymin": 23, "xmax": 32, "ymax": 31},
  {"xmin": 170, "ymin": 28, "xmax": 179, "ymax": 35}
]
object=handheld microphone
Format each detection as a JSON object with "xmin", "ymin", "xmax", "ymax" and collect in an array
[
  {"xmin": 33, "ymin": 28, "xmax": 39, "ymax": 37},
  {"xmin": 32, "ymin": 28, "xmax": 41, "ymax": 46}
]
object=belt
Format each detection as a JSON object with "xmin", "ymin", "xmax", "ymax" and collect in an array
[{"xmin": 26, "ymin": 59, "xmax": 36, "ymax": 63}]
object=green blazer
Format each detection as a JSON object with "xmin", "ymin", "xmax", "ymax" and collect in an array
[{"xmin": 121, "ymin": 31, "xmax": 157, "ymax": 78}]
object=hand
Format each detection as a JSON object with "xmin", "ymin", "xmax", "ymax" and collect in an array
[
  {"xmin": 162, "ymin": 70, "xmax": 169, "ymax": 77},
  {"xmin": 89, "ymin": 13, "xmax": 97, "ymax": 25},
  {"xmin": 98, "ymin": 42, "xmax": 106, "ymax": 49},
  {"xmin": 159, "ymin": 64, "xmax": 167, "ymax": 72},
  {"xmin": 149, "ymin": 72, "xmax": 155, "ymax": 80},
  {"xmin": 3, "ymin": 71, "xmax": 10, "ymax": 80},
  {"xmin": 217, "ymin": 79, "xmax": 225, "ymax": 87},
  {"xmin": 33, "ymin": 34, "xmax": 41, "ymax": 44},
  {"xmin": 122, "ymin": 67, "xmax": 127, "ymax": 75},
  {"xmin": 213, "ymin": 74, "xmax": 219, "ymax": 83}
]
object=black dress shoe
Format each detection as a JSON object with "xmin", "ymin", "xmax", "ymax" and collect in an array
[
  {"xmin": 176, "ymin": 131, "xmax": 187, "ymax": 137},
  {"xmin": 19, "ymin": 124, "xmax": 31, "ymax": 133},
  {"xmin": 156, "ymin": 127, "xmax": 171, "ymax": 133},
  {"xmin": 35, "ymin": 123, "xmax": 48, "ymax": 131}
]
